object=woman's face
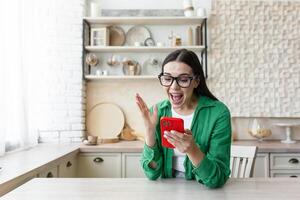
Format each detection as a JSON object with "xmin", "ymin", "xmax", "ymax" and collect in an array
[{"xmin": 161, "ymin": 61, "xmax": 199, "ymax": 110}]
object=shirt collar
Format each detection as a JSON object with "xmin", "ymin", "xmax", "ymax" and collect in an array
[{"xmin": 160, "ymin": 95, "xmax": 216, "ymax": 110}]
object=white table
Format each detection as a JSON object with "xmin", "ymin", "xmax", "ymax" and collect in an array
[{"xmin": 2, "ymin": 178, "xmax": 300, "ymax": 200}]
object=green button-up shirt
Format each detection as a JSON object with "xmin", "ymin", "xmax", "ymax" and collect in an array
[{"xmin": 140, "ymin": 96, "xmax": 231, "ymax": 188}]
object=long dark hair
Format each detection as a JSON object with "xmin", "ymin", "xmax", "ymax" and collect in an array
[{"xmin": 161, "ymin": 49, "xmax": 218, "ymax": 101}]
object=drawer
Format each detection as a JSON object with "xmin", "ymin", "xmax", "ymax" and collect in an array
[
  {"xmin": 270, "ymin": 153, "xmax": 300, "ymax": 170},
  {"xmin": 271, "ymin": 170, "xmax": 300, "ymax": 178},
  {"xmin": 77, "ymin": 153, "xmax": 121, "ymax": 178}
]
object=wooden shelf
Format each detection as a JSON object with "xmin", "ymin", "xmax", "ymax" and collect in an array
[
  {"xmin": 85, "ymin": 45, "xmax": 205, "ymax": 53},
  {"xmin": 85, "ymin": 75, "xmax": 157, "ymax": 80},
  {"xmin": 83, "ymin": 16, "xmax": 206, "ymax": 25}
]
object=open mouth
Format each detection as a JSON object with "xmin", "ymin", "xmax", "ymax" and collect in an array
[{"xmin": 170, "ymin": 93, "xmax": 184, "ymax": 105}]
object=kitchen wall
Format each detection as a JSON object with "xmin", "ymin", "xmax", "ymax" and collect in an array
[
  {"xmin": 86, "ymin": 0, "xmax": 300, "ymax": 141},
  {"xmin": 36, "ymin": 0, "xmax": 86, "ymax": 143},
  {"xmin": 209, "ymin": 0, "xmax": 300, "ymax": 139},
  {"xmin": 39, "ymin": 0, "xmax": 300, "ymax": 143}
]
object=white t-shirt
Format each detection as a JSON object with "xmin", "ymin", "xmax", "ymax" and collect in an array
[{"xmin": 171, "ymin": 108, "xmax": 194, "ymax": 173}]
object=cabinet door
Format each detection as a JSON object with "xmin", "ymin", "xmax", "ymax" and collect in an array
[
  {"xmin": 253, "ymin": 153, "xmax": 269, "ymax": 177},
  {"xmin": 59, "ymin": 158, "xmax": 77, "ymax": 177},
  {"xmin": 38, "ymin": 166, "xmax": 59, "ymax": 178},
  {"xmin": 77, "ymin": 153, "xmax": 121, "ymax": 178},
  {"xmin": 121, "ymin": 153, "xmax": 145, "ymax": 178},
  {"xmin": 271, "ymin": 170, "xmax": 300, "ymax": 178}
]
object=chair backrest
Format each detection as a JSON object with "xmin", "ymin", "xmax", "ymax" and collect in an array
[{"xmin": 230, "ymin": 145, "xmax": 258, "ymax": 178}]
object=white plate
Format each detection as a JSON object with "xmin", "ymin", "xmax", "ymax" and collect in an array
[
  {"xmin": 142, "ymin": 57, "xmax": 162, "ymax": 76},
  {"xmin": 126, "ymin": 25, "xmax": 151, "ymax": 46},
  {"xmin": 86, "ymin": 103, "xmax": 125, "ymax": 139}
]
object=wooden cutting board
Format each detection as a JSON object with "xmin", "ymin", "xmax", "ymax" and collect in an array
[{"xmin": 86, "ymin": 103, "xmax": 125, "ymax": 142}]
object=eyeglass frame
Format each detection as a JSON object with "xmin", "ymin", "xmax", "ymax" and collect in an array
[{"xmin": 158, "ymin": 73, "xmax": 199, "ymax": 88}]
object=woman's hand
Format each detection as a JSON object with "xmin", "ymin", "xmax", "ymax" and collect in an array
[
  {"xmin": 164, "ymin": 129, "xmax": 204, "ymax": 166},
  {"xmin": 164, "ymin": 129, "xmax": 195, "ymax": 153},
  {"xmin": 135, "ymin": 93, "xmax": 158, "ymax": 147}
]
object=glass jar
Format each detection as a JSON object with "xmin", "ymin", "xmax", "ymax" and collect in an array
[{"xmin": 248, "ymin": 118, "xmax": 272, "ymax": 141}]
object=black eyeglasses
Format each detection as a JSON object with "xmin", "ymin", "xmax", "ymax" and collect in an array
[{"xmin": 158, "ymin": 74, "xmax": 197, "ymax": 88}]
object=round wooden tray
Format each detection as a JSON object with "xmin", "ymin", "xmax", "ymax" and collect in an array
[{"xmin": 86, "ymin": 103, "xmax": 125, "ymax": 140}]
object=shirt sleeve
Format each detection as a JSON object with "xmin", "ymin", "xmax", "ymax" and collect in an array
[
  {"xmin": 192, "ymin": 107, "xmax": 231, "ymax": 188},
  {"xmin": 140, "ymin": 105, "xmax": 163, "ymax": 180},
  {"xmin": 140, "ymin": 141, "xmax": 163, "ymax": 180}
]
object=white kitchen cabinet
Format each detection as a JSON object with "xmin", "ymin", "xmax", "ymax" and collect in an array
[
  {"xmin": 59, "ymin": 158, "xmax": 77, "ymax": 178},
  {"xmin": 121, "ymin": 153, "xmax": 145, "ymax": 178},
  {"xmin": 38, "ymin": 166, "xmax": 59, "ymax": 178},
  {"xmin": 253, "ymin": 153, "xmax": 269, "ymax": 178},
  {"xmin": 270, "ymin": 153, "xmax": 300, "ymax": 178},
  {"xmin": 77, "ymin": 153, "xmax": 122, "ymax": 177}
]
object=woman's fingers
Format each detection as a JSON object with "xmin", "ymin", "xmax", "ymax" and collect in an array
[
  {"xmin": 164, "ymin": 130, "xmax": 194, "ymax": 152},
  {"xmin": 136, "ymin": 93, "xmax": 149, "ymax": 110},
  {"xmin": 136, "ymin": 94, "xmax": 149, "ymax": 114}
]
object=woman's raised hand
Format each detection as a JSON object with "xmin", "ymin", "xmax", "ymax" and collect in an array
[{"xmin": 135, "ymin": 93, "xmax": 158, "ymax": 147}]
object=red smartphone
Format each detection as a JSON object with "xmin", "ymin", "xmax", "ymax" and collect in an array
[{"xmin": 160, "ymin": 117, "xmax": 184, "ymax": 148}]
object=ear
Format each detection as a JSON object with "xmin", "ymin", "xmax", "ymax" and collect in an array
[{"xmin": 193, "ymin": 78, "xmax": 200, "ymax": 88}]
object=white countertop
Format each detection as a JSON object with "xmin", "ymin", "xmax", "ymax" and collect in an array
[
  {"xmin": 79, "ymin": 140, "xmax": 300, "ymax": 153},
  {"xmin": 233, "ymin": 140, "xmax": 300, "ymax": 153},
  {"xmin": 0, "ymin": 143, "xmax": 79, "ymax": 185},
  {"xmin": 2, "ymin": 178, "xmax": 300, "ymax": 200}
]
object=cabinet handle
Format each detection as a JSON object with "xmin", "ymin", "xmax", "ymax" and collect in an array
[
  {"xmin": 288, "ymin": 158, "xmax": 299, "ymax": 164},
  {"xmin": 290, "ymin": 175, "xmax": 298, "ymax": 178},
  {"xmin": 47, "ymin": 172, "xmax": 54, "ymax": 178},
  {"xmin": 66, "ymin": 161, "xmax": 72, "ymax": 168},
  {"xmin": 93, "ymin": 157, "xmax": 104, "ymax": 163}
]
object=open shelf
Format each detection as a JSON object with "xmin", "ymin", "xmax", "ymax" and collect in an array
[
  {"xmin": 85, "ymin": 75, "xmax": 158, "ymax": 80},
  {"xmin": 83, "ymin": 16, "xmax": 206, "ymax": 25},
  {"xmin": 85, "ymin": 45, "xmax": 205, "ymax": 53}
]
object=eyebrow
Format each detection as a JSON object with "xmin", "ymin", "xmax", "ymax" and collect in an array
[{"xmin": 163, "ymin": 73, "xmax": 192, "ymax": 76}]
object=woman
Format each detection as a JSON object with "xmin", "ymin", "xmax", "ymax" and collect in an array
[{"xmin": 136, "ymin": 49, "xmax": 231, "ymax": 188}]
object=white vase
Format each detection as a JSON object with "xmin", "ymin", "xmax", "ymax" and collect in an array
[{"xmin": 90, "ymin": 2, "xmax": 101, "ymax": 17}]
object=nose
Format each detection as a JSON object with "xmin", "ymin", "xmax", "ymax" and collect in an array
[{"xmin": 170, "ymin": 79, "xmax": 180, "ymax": 90}]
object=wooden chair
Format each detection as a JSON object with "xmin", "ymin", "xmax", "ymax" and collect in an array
[{"xmin": 230, "ymin": 145, "xmax": 258, "ymax": 178}]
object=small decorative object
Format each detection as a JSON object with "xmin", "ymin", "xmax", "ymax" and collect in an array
[
  {"xmin": 126, "ymin": 25, "xmax": 151, "ymax": 46},
  {"xmin": 175, "ymin": 36, "xmax": 182, "ymax": 46},
  {"xmin": 144, "ymin": 37, "xmax": 155, "ymax": 46},
  {"xmin": 182, "ymin": 0, "xmax": 195, "ymax": 17},
  {"xmin": 195, "ymin": 25, "xmax": 203, "ymax": 45},
  {"xmin": 90, "ymin": 2, "xmax": 101, "ymax": 17},
  {"xmin": 134, "ymin": 41, "xmax": 142, "ymax": 46},
  {"xmin": 142, "ymin": 57, "xmax": 161, "ymax": 75},
  {"xmin": 96, "ymin": 69, "xmax": 102, "ymax": 76},
  {"xmin": 122, "ymin": 60, "xmax": 141, "ymax": 75},
  {"xmin": 119, "ymin": 123, "xmax": 137, "ymax": 141},
  {"xmin": 86, "ymin": 53, "xmax": 99, "ymax": 66},
  {"xmin": 248, "ymin": 118, "xmax": 272, "ymax": 142},
  {"xmin": 102, "ymin": 70, "xmax": 108, "ymax": 76},
  {"xmin": 274, "ymin": 123, "xmax": 300, "ymax": 144},
  {"xmin": 196, "ymin": 7, "xmax": 206, "ymax": 17},
  {"xmin": 83, "ymin": 135, "xmax": 98, "ymax": 145},
  {"xmin": 107, "ymin": 54, "xmax": 120, "ymax": 66},
  {"xmin": 187, "ymin": 27, "xmax": 193, "ymax": 45},
  {"xmin": 91, "ymin": 27, "xmax": 109, "ymax": 46},
  {"xmin": 168, "ymin": 31, "xmax": 175, "ymax": 46},
  {"xmin": 156, "ymin": 42, "xmax": 163, "ymax": 47},
  {"xmin": 109, "ymin": 26, "xmax": 125, "ymax": 46}
]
